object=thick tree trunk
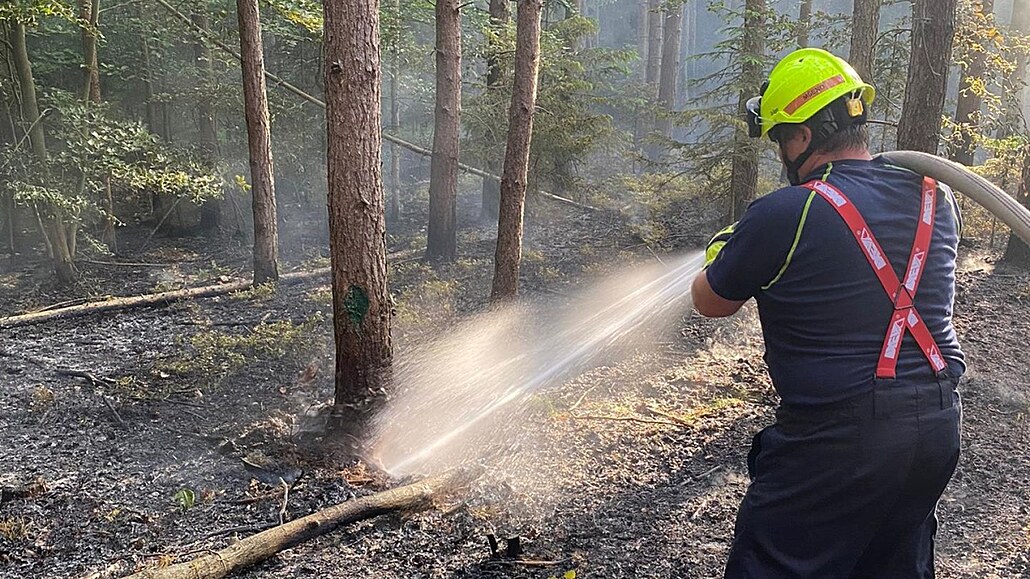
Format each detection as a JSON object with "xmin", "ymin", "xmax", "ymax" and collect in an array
[
  {"xmin": 653, "ymin": 2, "xmax": 684, "ymax": 140},
  {"xmin": 728, "ymin": 0, "xmax": 765, "ymax": 222},
  {"xmin": 491, "ymin": 0, "xmax": 543, "ymax": 302},
  {"xmin": 849, "ymin": 0, "xmax": 880, "ymax": 83},
  {"xmin": 897, "ymin": 0, "xmax": 957, "ymax": 153},
  {"xmin": 797, "ymin": 0, "xmax": 811, "ymax": 48},
  {"xmin": 950, "ymin": 0, "xmax": 994, "ymax": 167},
  {"xmin": 237, "ymin": 0, "xmax": 280, "ymax": 283},
  {"xmin": 481, "ymin": 0, "xmax": 511, "ymax": 222},
  {"xmin": 425, "ymin": 0, "xmax": 461, "ymax": 262},
  {"xmin": 644, "ymin": 0, "xmax": 662, "ymax": 88},
  {"xmin": 194, "ymin": 9, "xmax": 221, "ymax": 233},
  {"xmin": 324, "ymin": 0, "xmax": 393, "ymax": 424}
]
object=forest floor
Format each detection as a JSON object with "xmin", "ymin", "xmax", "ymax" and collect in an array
[{"xmin": 0, "ymin": 190, "xmax": 1029, "ymax": 578}]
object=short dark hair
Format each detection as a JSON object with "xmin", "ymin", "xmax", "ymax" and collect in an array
[{"xmin": 770, "ymin": 122, "xmax": 870, "ymax": 154}]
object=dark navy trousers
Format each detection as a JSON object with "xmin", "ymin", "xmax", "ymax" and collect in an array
[{"xmin": 724, "ymin": 378, "xmax": 961, "ymax": 578}]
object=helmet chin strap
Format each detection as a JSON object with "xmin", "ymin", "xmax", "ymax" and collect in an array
[{"xmin": 782, "ymin": 141, "xmax": 817, "ymax": 186}]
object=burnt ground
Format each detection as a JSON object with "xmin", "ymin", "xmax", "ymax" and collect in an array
[{"xmin": 0, "ymin": 192, "xmax": 1029, "ymax": 579}]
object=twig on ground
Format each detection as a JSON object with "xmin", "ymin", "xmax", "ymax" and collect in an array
[
  {"xmin": 83, "ymin": 259, "xmax": 169, "ymax": 268},
  {"xmin": 129, "ymin": 396, "xmax": 206, "ymax": 409},
  {"xmin": 692, "ymin": 465, "xmax": 724, "ymax": 481},
  {"xmin": 568, "ymin": 385, "xmax": 599, "ymax": 413},
  {"xmin": 645, "ymin": 405, "xmax": 694, "ymax": 427},
  {"xmin": 483, "ymin": 558, "xmax": 572, "ymax": 568},
  {"xmin": 569, "ymin": 413, "xmax": 681, "ymax": 427},
  {"xmin": 196, "ymin": 523, "xmax": 278, "ymax": 542},
  {"xmin": 278, "ymin": 480, "xmax": 290, "ymax": 526}
]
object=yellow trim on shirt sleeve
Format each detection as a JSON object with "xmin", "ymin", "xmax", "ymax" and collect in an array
[{"xmin": 762, "ymin": 189, "xmax": 817, "ymax": 291}]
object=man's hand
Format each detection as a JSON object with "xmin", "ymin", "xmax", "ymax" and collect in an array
[{"xmin": 704, "ymin": 222, "xmax": 737, "ymax": 269}]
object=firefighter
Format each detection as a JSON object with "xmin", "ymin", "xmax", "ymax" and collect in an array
[{"xmin": 692, "ymin": 47, "xmax": 965, "ymax": 578}]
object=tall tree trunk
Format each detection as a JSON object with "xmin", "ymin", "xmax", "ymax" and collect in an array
[
  {"xmin": 644, "ymin": 0, "xmax": 662, "ymax": 88},
  {"xmin": 849, "ymin": 0, "xmax": 880, "ymax": 83},
  {"xmin": 636, "ymin": 0, "xmax": 648, "ymax": 78},
  {"xmin": 237, "ymin": 0, "xmax": 280, "ymax": 283},
  {"xmin": 0, "ymin": 28, "xmax": 17, "ymax": 255},
  {"xmin": 653, "ymin": 2, "xmax": 684, "ymax": 140},
  {"xmin": 12, "ymin": 22, "xmax": 76, "ymax": 283},
  {"xmin": 425, "ymin": 0, "xmax": 461, "ymax": 262},
  {"xmin": 728, "ymin": 0, "xmax": 765, "ymax": 222},
  {"xmin": 195, "ymin": 8, "xmax": 221, "ymax": 232},
  {"xmin": 388, "ymin": 0, "xmax": 401, "ymax": 223},
  {"xmin": 491, "ymin": 0, "xmax": 543, "ymax": 302},
  {"xmin": 797, "ymin": 0, "xmax": 811, "ymax": 48},
  {"xmin": 80, "ymin": 0, "xmax": 101, "ymax": 103},
  {"xmin": 138, "ymin": 2, "xmax": 166, "ymax": 221},
  {"xmin": 481, "ymin": 0, "xmax": 511, "ymax": 221},
  {"xmin": 897, "ymin": 0, "xmax": 957, "ymax": 153},
  {"xmin": 950, "ymin": 0, "xmax": 994, "ymax": 167},
  {"xmin": 323, "ymin": 0, "xmax": 393, "ymax": 427},
  {"xmin": 1002, "ymin": 0, "xmax": 1030, "ymax": 267},
  {"xmin": 80, "ymin": 0, "xmax": 117, "ymax": 252}
]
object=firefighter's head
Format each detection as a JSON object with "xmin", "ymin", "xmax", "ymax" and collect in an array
[{"xmin": 746, "ymin": 48, "xmax": 876, "ymax": 185}]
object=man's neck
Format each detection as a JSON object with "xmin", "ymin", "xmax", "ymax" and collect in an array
[{"xmin": 800, "ymin": 147, "xmax": 873, "ymax": 180}]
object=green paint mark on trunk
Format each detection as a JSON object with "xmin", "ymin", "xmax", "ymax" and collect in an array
[{"xmin": 343, "ymin": 285, "xmax": 370, "ymax": 326}]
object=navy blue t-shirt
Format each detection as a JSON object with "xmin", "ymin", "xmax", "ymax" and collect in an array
[{"xmin": 706, "ymin": 158, "xmax": 965, "ymax": 406}]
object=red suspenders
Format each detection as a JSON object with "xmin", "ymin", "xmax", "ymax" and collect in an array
[{"xmin": 802, "ymin": 177, "xmax": 949, "ymax": 379}]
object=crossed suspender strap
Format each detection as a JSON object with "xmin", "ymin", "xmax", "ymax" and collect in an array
[{"xmin": 802, "ymin": 177, "xmax": 949, "ymax": 379}]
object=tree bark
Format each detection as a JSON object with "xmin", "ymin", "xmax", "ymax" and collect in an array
[
  {"xmin": 1002, "ymin": 0, "xmax": 1030, "ymax": 267},
  {"xmin": 491, "ymin": 0, "xmax": 543, "ymax": 302},
  {"xmin": 425, "ymin": 0, "xmax": 461, "ymax": 262},
  {"xmin": 896, "ymin": 0, "xmax": 957, "ymax": 153},
  {"xmin": 950, "ymin": 0, "xmax": 994, "ymax": 167},
  {"xmin": 237, "ymin": 0, "xmax": 280, "ymax": 283},
  {"xmin": 637, "ymin": 0, "xmax": 648, "ymax": 78},
  {"xmin": 324, "ymin": 0, "xmax": 393, "ymax": 424},
  {"xmin": 122, "ymin": 469, "xmax": 472, "ymax": 579},
  {"xmin": 797, "ymin": 0, "xmax": 811, "ymax": 48},
  {"xmin": 388, "ymin": 0, "xmax": 402, "ymax": 223},
  {"xmin": 728, "ymin": 0, "xmax": 765, "ymax": 222},
  {"xmin": 80, "ymin": 0, "xmax": 101, "ymax": 103},
  {"xmin": 644, "ymin": 0, "xmax": 662, "ymax": 88},
  {"xmin": 481, "ymin": 0, "xmax": 511, "ymax": 222},
  {"xmin": 653, "ymin": 2, "xmax": 684, "ymax": 140},
  {"xmin": 849, "ymin": 0, "xmax": 880, "ymax": 83},
  {"xmin": 194, "ymin": 8, "xmax": 221, "ymax": 233},
  {"xmin": 12, "ymin": 21, "xmax": 76, "ymax": 283}
]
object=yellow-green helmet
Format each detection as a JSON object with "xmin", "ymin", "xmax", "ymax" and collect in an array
[{"xmin": 746, "ymin": 48, "xmax": 875, "ymax": 139}]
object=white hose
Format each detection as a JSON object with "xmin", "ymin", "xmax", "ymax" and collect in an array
[{"xmin": 879, "ymin": 150, "xmax": 1030, "ymax": 247}]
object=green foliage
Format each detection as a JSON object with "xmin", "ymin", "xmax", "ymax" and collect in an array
[
  {"xmin": 158, "ymin": 315, "xmax": 324, "ymax": 382},
  {"xmin": 173, "ymin": 487, "xmax": 196, "ymax": 511},
  {"xmin": 0, "ymin": 0, "xmax": 76, "ymax": 25},
  {"xmin": 1, "ymin": 90, "xmax": 222, "ymax": 248},
  {"xmin": 465, "ymin": 15, "xmax": 629, "ymax": 195}
]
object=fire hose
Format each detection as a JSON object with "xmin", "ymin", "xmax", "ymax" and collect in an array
[{"xmin": 879, "ymin": 150, "xmax": 1030, "ymax": 247}]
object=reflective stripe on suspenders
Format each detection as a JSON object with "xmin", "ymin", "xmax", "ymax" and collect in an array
[{"xmin": 802, "ymin": 177, "xmax": 949, "ymax": 379}]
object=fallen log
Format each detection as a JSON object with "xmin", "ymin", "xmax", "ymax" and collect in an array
[
  {"xmin": 123, "ymin": 468, "xmax": 475, "ymax": 579},
  {"xmin": 0, "ymin": 268, "xmax": 329, "ymax": 329}
]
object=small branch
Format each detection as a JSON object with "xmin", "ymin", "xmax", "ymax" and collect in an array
[
  {"xmin": 568, "ymin": 413, "xmax": 681, "ymax": 427},
  {"xmin": 644, "ymin": 405, "xmax": 694, "ymax": 427}
]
